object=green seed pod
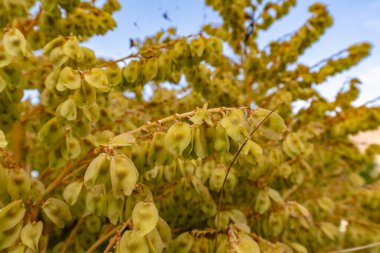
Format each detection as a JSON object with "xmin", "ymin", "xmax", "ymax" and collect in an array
[
  {"xmin": 268, "ymin": 212, "xmax": 284, "ymax": 237},
  {"xmin": 42, "ymin": 198, "xmax": 72, "ymax": 228},
  {"xmin": 287, "ymin": 242, "xmax": 308, "ymax": 253},
  {"xmin": 37, "ymin": 118, "xmax": 65, "ymax": 145},
  {"xmin": 0, "ymin": 200, "xmax": 25, "ymax": 232},
  {"xmin": 108, "ymin": 133, "xmax": 136, "ymax": 147},
  {"xmin": 165, "ymin": 122, "xmax": 192, "ymax": 157},
  {"xmin": 132, "ymin": 201, "xmax": 159, "ymax": 237},
  {"xmin": 0, "ymin": 130, "xmax": 7, "ymax": 147},
  {"xmin": 0, "ymin": 223, "xmax": 23, "ymax": 251},
  {"xmin": 123, "ymin": 60, "xmax": 141, "ymax": 84},
  {"xmin": 241, "ymin": 140, "xmax": 263, "ymax": 164},
  {"xmin": 7, "ymin": 169, "xmax": 31, "ymax": 200},
  {"xmin": 251, "ymin": 108, "xmax": 286, "ymax": 141},
  {"xmin": 192, "ymin": 125, "xmax": 208, "ymax": 159},
  {"xmin": 57, "ymin": 66, "xmax": 81, "ymax": 91},
  {"xmin": 189, "ymin": 104, "xmax": 213, "ymax": 126},
  {"xmin": 148, "ymin": 132, "xmax": 171, "ymax": 166},
  {"xmin": 268, "ymin": 188, "xmax": 284, "ymax": 204},
  {"xmin": 320, "ymin": 222, "xmax": 339, "ymax": 241},
  {"xmin": 191, "ymin": 177, "xmax": 217, "ymax": 216},
  {"xmin": 7, "ymin": 243, "xmax": 26, "ymax": 253},
  {"xmin": 0, "ymin": 74, "xmax": 7, "ymax": 94},
  {"xmin": 63, "ymin": 181, "xmax": 83, "ymax": 206},
  {"xmin": 157, "ymin": 51, "xmax": 172, "ymax": 80},
  {"xmin": 118, "ymin": 230, "xmax": 149, "ymax": 253},
  {"xmin": 170, "ymin": 232, "xmax": 193, "ymax": 253},
  {"xmin": 215, "ymin": 211, "xmax": 230, "ymax": 230},
  {"xmin": 43, "ymin": 36, "xmax": 65, "ymax": 54},
  {"xmin": 189, "ymin": 37, "xmax": 205, "ymax": 58},
  {"xmin": 156, "ymin": 217, "xmax": 172, "ymax": 246},
  {"xmin": 146, "ymin": 228, "xmax": 165, "ymax": 253},
  {"xmin": 110, "ymin": 155, "xmax": 139, "ymax": 198},
  {"xmin": 62, "ymin": 134, "xmax": 81, "ymax": 160},
  {"xmin": 283, "ymin": 132, "xmax": 305, "ymax": 158},
  {"xmin": 85, "ymin": 186, "xmax": 107, "ymax": 217},
  {"xmin": 106, "ymin": 63, "xmax": 122, "ymax": 86},
  {"xmin": 49, "ymin": 46, "xmax": 69, "ymax": 67},
  {"xmin": 59, "ymin": 98, "xmax": 77, "ymax": 121},
  {"xmin": 21, "ymin": 221, "xmax": 43, "ymax": 252},
  {"xmin": 63, "ymin": 37, "xmax": 83, "ymax": 60},
  {"xmin": 84, "ymin": 215, "xmax": 102, "ymax": 234},
  {"xmin": 3, "ymin": 29, "xmax": 27, "ymax": 57},
  {"xmin": 232, "ymin": 234, "xmax": 260, "ymax": 253},
  {"xmin": 142, "ymin": 58, "xmax": 158, "ymax": 81},
  {"xmin": 317, "ymin": 196, "xmax": 335, "ymax": 213},
  {"xmin": 0, "ymin": 47, "xmax": 12, "ymax": 67},
  {"xmin": 107, "ymin": 194, "xmax": 124, "ymax": 225},
  {"xmin": 228, "ymin": 209, "xmax": 247, "ymax": 225},
  {"xmin": 80, "ymin": 47, "xmax": 97, "ymax": 65},
  {"xmin": 209, "ymin": 167, "xmax": 227, "ymax": 192},
  {"xmin": 82, "ymin": 103, "xmax": 100, "ymax": 123},
  {"xmin": 84, "ymin": 153, "xmax": 110, "ymax": 187},
  {"xmin": 220, "ymin": 109, "xmax": 247, "ymax": 143},
  {"xmin": 254, "ymin": 190, "xmax": 271, "ymax": 215},
  {"xmin": 84, "ymin": 68, "xmax": 110, "ymax": 92},
  {"xmin": 214, "ymin": 122, "xmax": 229, "ymax": 154},
  {"xmin": 45, "ymin": 68, "xmax": 61, "ymax": 90}
]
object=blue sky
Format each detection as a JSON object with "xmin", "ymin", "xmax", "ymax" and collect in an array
[{"xmin": 26, "ymin": 1, "xmax": 380, "ymax": 106}]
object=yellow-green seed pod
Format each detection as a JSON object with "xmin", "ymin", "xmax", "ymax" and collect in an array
[
  {"xmin": 57, "ymin": 66, "xmax": 81, "ymax": 91},
  {"xmin": 107, "ymin": 194, "xmax": 124, "ymax": 225},
  {"xmin": 317, "ymin": 196, "xmax": 335, "ymax": 213},
  {"xmin": 106, "ymin": 64, "xmax": 123, "ymax": 86},
  {"xmin": 232, "ymin": 234, "xmax": 260, "ymax": 253},
  {"xmin": 107, "ymin": 133, "xmax": 136, "ymax": 147},
  {"xmin": 0, "ymin": 130, "xmax": 7, "ymax": 147},
  {"xmin": 84, "ymin": 68, "xmax": 110, "ymax": 92},
  {"xmin": 268, "ymin": 212, "xmax": 284, "ymax": 237},
  {"xmin": 20, "ymin": 221, "xmax": 43, "ymax": 252},
  {"xmin": 49, "ymin": 46, "xmax": 69, "ymax": 67},
  {"xmin": 0, "ymin": 200, "xmax": 25, "ymax": 232},
  {"xmin": 62, "ymin": 134, "xmax": 81, "ymax": 160},
  {"xmin": 37, "ymin": 118, "xmax": 65, "ymax": 145},
  {"xmin": 156, "ymin": 217, "xmax": 172, "ymax": 246},
  {"xmin": 7, "ymin": 243, "xmax": 26, "ymax": 253},
  {"xmin": 43, "ymin": 36, "xmax": 65, "ymax": 54},
  {"xmin": 0, "ymin": 74, "xmax": 7, "ymax": 94},
  {"xmin": 142, "ymin": 58, "xmax": 158, "ymax": 81},
  {"xmin": 84, "ymin": 153, "xmax": 110, "ymax": 187},
  {"xmin": 220, "ymin": 109, "xmax": 246, "ymax": 142},
  {"xmin": 84, "ymin": 215, "xmax": 102, "ymax": 234},
  {"xmin": 241, "ymin": 140, "xmax": 263, "ymax": 164},
  {"xmin": 42, "ymin": 198, "xmax": 72, "ymax": 228},
  {"xmin": 254, "ymin": 190, "xmax": 271, "ymax": 215},
  {"xmin": 251, "ymin": 108, "xmax": 286, "ymax": 141},
  {"xmin": 157, "ymin": 51, "xmax": 171, "ymax": 80},
  {"xmin": 0, "ymin": 223, "xmax": 23, "ymax": 251},
  {"xmin": 287, "ymin": 242, "xmax": 308, "ymax": 253},
  {"xmin": 3, "ymin": 29, "xmax": 27, "ymax": 57},
  {"xmin": 148, "ymin": 132, "xmax": 171, "ymax": 166},
  {"xmin": 63, "ymin": 181, "xmax": 83, "ymax": 206},
  {"xmin": 165, "ymin": 122, "xmax": 192, "ymax": 157},
  {"xmin": 118, "ymin": 230, "xmax": 149, "ymax": 253},
  {"xmin": 0, "ymin": 47, "xmax": 12, "ymax": 67},
  {"xmin": 7, "ymin": 169, "xmax": 31, "ymax": 200},
  {"xmin": 170, "ymin": 232, "xmax": 193, "ymax": 253},
  {"xmin": 192, "ymin": 125, "xmax": 208, "ymax": 159},
  {"xmin": 214, "ymin": 122, "xmax": 229, "ymax": 154},
  {"xmin": 59, "ymin": 98, "xmax": 77, "ymax": 121},
  {"xmin": 283, "ymin": 132, "xmax": 305, "ymax": 158},
  {"xmin": 132, "ymin": 201, "xmax": 159, "ymax": 237},
  {"xmin": 110, "ymin": 155, "xmax": 139, "ymax": 198},
  {"xmin": 123, "ymin": 60, "xmax": 141, "ymax": 84},
  {"xmin": 63, "ymin": 36, "xmax": 83, "ymax": 60},
  {"xmin": 45, "ymin": 68, "xmax": 61, "ymax": 90},
  {"xmin": 146, "ymin": 228, "xmax": 165, "ymax": 253},
  {"xmin": 189, "ymin": 37, "xmax": 205, "ymax": 58}
]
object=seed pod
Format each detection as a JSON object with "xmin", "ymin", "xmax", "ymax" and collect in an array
[
  {"xmin": 37, "ymin": 118, "xmax": 65, "ymax": 145},
  {"xmin": 156, "ymin": 217, "xmax": 172, "ymax": 246},
  {"xmin": 317, "ymin": 196, "xmax": 335, "ymax": 213},
  {"xmin": 108, "ymin": 133, "xmax": 136, "ymax": 147},
  {"xmin": 232, "ymin": 234, "xmax": 260, "ymax": 253},
  {"xmin": 107, "ymin": 194, "xmax": 124, "ymax": 225},
  {"xmin": 80, "ymin": 47, "xmax": 96, "ymax": 65},
  {"xmin": 146, "ymin": 228, "xmax": 165, "ymax": 253},
  {"xmin": 209, "ymin": 167, "xmax": 227, "ymax": 192},
  {"xmin": 190, "ymin": 37, "xmax": 205, "ymax": 58},
  {"xmin": 42, "ymin": 198, "xmax": 72, "ymax": 228},
  {"xmin": 132, "ymin": 201, "xmax": 159, "ymax": 236},
  {"xmin": 268, "ymin": 188, "xmax": 284, "ymax": 204},
  {"xmin": 0, "ymin": 47, "xmax": 12, "ymax": 67},
  {"xmin": 123, "ymin": 60, "xmax": 141, "ymax": 84},
  {"xmin": 287, "ymin": 242, "xmax": 308, "ymax": 253},
  {"xmin": 118, "ymin": 231, "xmax": 149, "ymax": 253},
  {"xmin": 59, "ymin": 98, "xmax": 77, "ymax": 121},
  {"xmin": 268, "ymin": 212, "xmax": 284, "ymax": 236},
  {"xmin": 214, "ymin": 122, "xmax": 229, "ymax": 154},
  {"xmin": 157, "ymin": 51, "xmax": 171, "ymax": 80},
  {"xmin": 110, "ymin": 155, "xmax": 139, "ymax": 198},
  {"xmin": 221, "ymin": 109, "xmax": 246, "ymax": 142},
  {"xmin": 45, "ymin": 68, "xmax": 61, "ymax": 90},
  {"xmin": 283, "ymin": 132, "xmax": 304, "ymax": 158},
  {"xmin": 189, "ymin": 104, "xmax": 213, "ymax": 126},
  {"xmin": 63, "ymin": 182, "xmax": 83, "ymax": 206},
  {"xmin": 170, "ymin": 232, "xmax": 193, "ymax": 253},
  {"xmin": 84, "ymin": 68, "xmax": 110, "ymax": 92},
  {"xmin": 106, "ymin": 64, "xmax": 122, "ymax": 86},
  {"xmin": 0, "ymin": 130, "xmax": 7, "ymax": 147},
  {"xmin": 0, "ymin": 74, "xmax": 7, "ymax": 94},
  {"xmin": 57, "ymin": 66, "xmax": 81, "ymax": 91},
  {"xmin": 320, "ymin": 222, "xmax": 339, "ymax": 241},
  {"xmin": 191, "ymin": 177, "xmax": 216, "ymax": 216},
  {"xmin": 3, "ymin": 29, "xmax": 27, "ymax": 57},
  {"xmin": 251, "ymin": 108, "xmax": 286, "ymax": 141},
  {"xmin": 0, "ymin": 200, "xmax": 25, "ymax": 232},
  {"xmin": 63, "ymin": 37, "xmax": 83, "ymax": 60},
  {"xmin": 228, "ymin": 209, "xmax": 248, "ymax": 225},
  {"xmin": 148, "ymin": 132, "xmax": 171, "ymax": 166},
  {"xmin": 7, "ymin": 243, "xmax": 26, "ymax": 253},
  {"xmin": 84, "ymin": 215, "xmax": 102, "ymax": 234},
  {"xmin": 254, "ymin": 190, "xmax": 271, "ymax": 215},
  {"xmin": 142, "ymin": 58, "xmax": 158, "ymax": 81},
  {"xmin": 241, "ymin": 140, "xmax": 263, "ymax": 164},
  {"xmin": 82, "ymin": 103, "xmax": 100, "ymax": 123},
  {"xmin": 62, "ymin": 134, "xmax": 81, "ymax": 160},
  {"xmin": 84, "ymin": 153, "xmax": 110, "ymax": 187},
  {"xmin": 0, "ymin": 222, "xmax": 23, "ymax": 250},
  {"xmin": 192, "ymin": 125, "xmax": 208, "ymax": 159},
  {"xmin": 165, "ymin": 122, "xmax": 192, "ymax": 157},
  {"xmin": 85, "ymin": 186, "xmax": 107, "ymax": 217},
  {"xmin": 43, "ymin": 37, "xmax": 65, "ymax": 54},
  {"xmin": 49, "ymin": 46, "xmax": 69, "ymax": 67},
  {"xmin": 7, "ymin": 169, "xmax": 31, "ymax": 200},
  {"xmin": 207, "ymin": 37, "xmax": 223, "ymax": 56},
  {"xmin": 21, "ymin": 221, "xmax": 43, "ymax": 252}
]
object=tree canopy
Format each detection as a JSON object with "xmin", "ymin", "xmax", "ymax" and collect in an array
[{"xmin": 1, "ymin": 0, "xmax": 380, "ymax": 252}]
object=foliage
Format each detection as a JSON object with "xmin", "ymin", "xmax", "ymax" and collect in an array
[{"xmin": 0, "ymin": 0, "xmax": 380, "ymax": 252}]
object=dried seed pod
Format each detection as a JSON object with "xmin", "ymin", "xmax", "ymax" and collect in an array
[
  {"xmin": 49, "ymin": 47, "xmax": 69, "ymax": 67},
  {"xmin": 251, "ymin": 108, "xmax": 286, "ymax": 141},
  {"xmin": 110, "ymin": 155, "xmax": 139, "ymax": 198},
  {"xmin": 84, "ymin": 68, "xmax": 110, "ymax": 92},
  {"xmin": 148, "ymin": 132, "xmax": 171, "ymax": 166},
  {"xmin": 0, "ymin": 223, "xmax": 23, "ymax": 250},
  {"xmin": 118, "ymin": 230, "xmax": 149, "ymax": 253},
  {"xmin": 59, "ymin": 98, "xmax": 77, "ymax": 121},
  {"xmin": 3, "ymin": 29, "xmax": 28, "ymax": 57},
  {"xmin": 142, "ymin": 58, "xmax": 158, "ymax": 81},
  {"xmin": 123, "ymin": 60, "xmax": 141, "ymax": 84},
  {"xmin": 189, "ymin": 37, "xmax": 205, "ymax": 58},
  {"xmin": 254, "ymin": 190, "xmax": 271, "ymax": 215},
  {"xmin": 283, "ymin": 132, "xmax": 305, "ymax": 158},
  {"xmin": 63, "ymin": 182, "xmax": 83, "ymax": 206},
  {"xmin": 106, "ymin": 63, "xmax": 122, "ymax": 86},
  {"xmin": 132, "ymin": 201, "xmax": 159, "ymax": 236},
  {"xmin": 21, "ymin": 221, "xmax": 43, "ymax": 252},
  {"xmin": 63, "ymin": 37, "xmax": 83, "ymax": 60},
  {"xmin": 0, "ymin": 200, "xmax": 25, "ymax": 232},
  {"xmin": 232, "ymin": 233, "xmax": 260, "ymax": 253},
  {"xmin": 165, "ymin": 122, "xmax": 192, "ymax": 157},
  {"xmin": 108, "ymin": 132, "xmax": 136, "ymax": 147},
  {"xmin": 84, "ymin": 153, "xmax": 110, "ymax": 187},
  {"xmin": 57, "ymin": 66, "xmax": 81, "ymax": 91},
  {"xmin": 0, "ymin": 130, "xmax": 7, "ymax": 147},
  {"xmin": 107, "ymin": 194, "xmax": 124, "ymax": 225},
  {"xmin": 42, "ymin": 198, "xmax": 72, "ymax": 228}
]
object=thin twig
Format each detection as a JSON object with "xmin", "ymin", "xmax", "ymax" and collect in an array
[
  {"xmin": 103, "ymin": 219, "xmax": 131, "ymax": 253},
  {"xmin": 323, "ymin": 242, "xmax": 380, "ymax": 253},
  {"xmin": 213, "ymin": 103, "xmax": 282, "ymax": 252},
  {"xmin": 62, "ymin": 218, "xmax": 84, "ymax": 253},
  {"xmin": 85, "ymin": 226, "xmax": 119, "ymax": 253}
]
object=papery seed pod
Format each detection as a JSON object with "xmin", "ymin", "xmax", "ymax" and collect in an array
[
  {"xmin": 142, "ymin": 58, "xmax": 158, "ymax": 81},
  {"xmin": 0, "ymin": 47, "xmax": 12, "ymax": 67},
  {"xmin": 172, "ymin": 39, "xmax": 189, "ymax": 61},
  {"xmin": 146, "ymin": 228, "xmax": 165, "ymax": 253},
  {"xmin": 148, "ymin": 132, "xmax": 171, "ymax": 166},
  {"xmin": 207, "ymin": 37, "xmax": 223, "ymax": 56},
  {"xmin": 254, "ymin": 190, "xmax": 271, "ymax": 215},
  {"xmin": 0, "ymin": 200, "xmax": 25, "ymax": 232},
  {"xmin": 7, "ymin": 169, "xmax": 31, "ymax": 199},
  {"xmin": 85, "ymin": 186, "xmax": 107, "ymax": 217},
  {"xmin": 118, "ymin": 230, "xmax": 149, "ymax": 253},
  {"xmin": 59, "ymin": 98, "xmax": 77, "ymax": 121},
  {"xmin": 63, "ymin": 181, "xmax": 83, "ymax": 206},
  {"xmin": 232, "ymin": 234, "xmax": 260, "ymax": 253},
  {"xmin": 241, "ymin": 140, "xmax": 263, "ymax": 164},
  {"xmin": 49, "ymin": 46, "xmax": 69, "ymax": 67},
  {"xmin": 192, "ymin": 125, "xmax": 208, "ymax": 159},
  {"xmin": 107, "ymin": 194, "xmax": 124, "ymax": 225},
  {"xmin": 251, "ymin": 108, "xmax": 286, "ymax": 141},
  {"xmin": 108, "ymin": 132, "xmax": 136, "ymax": 147},
  {"xmin": 214, "ymin": 122, "xmax": 229, "ymax": 154},
  {"xmin": 287, "ymin": 242, "xmax": 308, "ymax": 253},
  {"xmin": 320, "ymin": 222, "xmax": 339, "ymax": 241},
  {"xmin": 228, "ymin": 209, "xmax": 248, "ymax": 225},
  {"xmin": 156, "ymin": 217, "xmax": 172, "ymax": 246},
  {"xmin": 43, "ymin": 37, "xmax": 65, "ymax": 54},
  {"xmin": 63, "ymin": 37, "xmax": 83, "ymax": 60},
  {"xmin": 84, "ymin": 153, "xmax": 110, "ymax": 187},
  {"xmin": 0, "ymin": 130, "xmax": 7, "ymax": 147},
  {"xmin": 268, "ymin": 188, "xmax": 284, "ymax": 204},
  {"xmin": 37, "ymin": 118, "xmax": 65, "ymax": 145},
  {"xmin": 189, "ymin": 37, "xmax": 205, "ymax": 58},
  {"xmin": 123, "ymin": 60, "xmax": 141, "ymax": 84},
  {"xmin": 157, "ymin": 51, "xmax": 172, "ymax": 80},
  {"xmin": 0, "ymin": 74, "xmax": 7, "ymax": 94},
  {"xmin": 283, "ymin": 132, "xmax": 305, "ymax": 158},
  {"xmin": 106, "ymin": 63, "xmax": 122, "ymax": 86},
  {"xmin": 209, "ymin": 167, "xmax": 227, "ymax": 192},
  {"xmin": 191, "ymin": 177, "xmax": 217, "ymax": 216},
  {"xmin": 45, "ymin": 68, "xmax": 61, "ymax": 90},
  {"xmin": 170, "ymin": 232, "xmax": 193, "ymax": 253},
  {"xmin": 317, "ymin": 196, "xmax": 335, "ymax": 213},
  {"xmin": 132, "ymin": 201, "xmax": 159, "ymax": 237},
  {"xmin": 21, "ymin": 221, "xmax": 43, "ymax": 252},
  {"xmin": 82, "ymin": 103, "xmax": 100, "ymax": 123},
  {"xmin": 110, "ymin": 155, "xmax": 139, "ymax": 198},
  {"xmin": 0, "ymin": 222, "xmax": 23, "ymax": 251},
  {"xmin": 165, "ymin": 122, "xmax": 192, "ymax": 157},
  {"xmin": 268, "ymin": 212, "xmax": 284, "ymax": 237},
  {"xmin": 220, "ymin": 109, "xmax": 246, "ymax": 142},
  {"xmin": 62, "ymin": 134, "xmax": 81, "ymax": 160},
  {"xmin": 42, "ymin": 198, "xmax": 72, "ymax": 228},
  {"xmin": 57, "ymin": 66, "xmax": 81, "ymax": 91},
  {"xmin": 84, "ymin": 68, "xmax": 110, "ymax": 92},
  {"xmin": 80, "ymin": 47, "xmax": 97, "ymax": 65},
  {"xmin": 3, "ymin": 29, "xmax": 28, "ymax": 57},
  {"xmin": 7, "ymin": 243, "xmax": 26, "ymax": 253},
  {"xmin": 85, "ymin": 215, "xmax": 102, "ymax": 234},
  {"xmin": 189, "ymin": 104, "xmax": 213, "ymax": 126},
  {"xmin": 74, "ymin": 82, "xmax": 97, "ymax": 106}
]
